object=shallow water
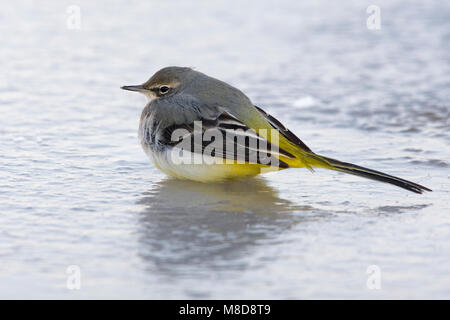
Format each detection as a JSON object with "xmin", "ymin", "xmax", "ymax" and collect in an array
[{"xmin": 0, "ymin": 0, "xmax": 449, "ymax": 299}]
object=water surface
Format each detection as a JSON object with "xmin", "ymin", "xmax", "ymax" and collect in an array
[{"xmin": 0, "ymin": 0, "xmax": 449, "ymax": 298}]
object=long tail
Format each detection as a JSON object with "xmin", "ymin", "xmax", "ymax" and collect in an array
[{"xmin": 315, "ymin": 155, "xmax": 432, "ymax": 194}]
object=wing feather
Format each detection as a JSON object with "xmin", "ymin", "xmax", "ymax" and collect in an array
[
  {"xmin": 160, "ymin": 110, "xmax": 293, "ymax": 168},
  {"xmin": 253, "ymin": 105, "xmax": 313, "ymax": 153}
]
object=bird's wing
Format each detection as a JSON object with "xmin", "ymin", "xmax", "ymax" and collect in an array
[
  {"xmin": 253, "ymin": 105, "xmax": 313, "ymax": 153},
  {"xmin": 150, "ymin": 95, "xmax": 326, "ymax": 169},
  {"xmin": 160, "ymin": 110, "xmax": 295, "ymax": 168},
  {"xmin": 245, "ymin": 105, "xmax": 332, "ymax": 170}
]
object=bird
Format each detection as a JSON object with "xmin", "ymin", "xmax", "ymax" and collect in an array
[{"xmin": 121, "ymin": 66, "xmax": 431, "ymax": 194}]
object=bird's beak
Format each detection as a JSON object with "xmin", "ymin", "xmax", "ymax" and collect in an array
[{"xmin": 121, "ymin": 84, "xmax": 146, "ymax": 92}]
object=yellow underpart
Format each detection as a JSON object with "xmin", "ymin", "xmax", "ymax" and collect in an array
[
  {"xmin": 152, "ymin": 152, "xmax": 284, "ymax": 182},
  {"xmin": 242, "ymin": 112, "xmax": 333, "ymax": 170}
]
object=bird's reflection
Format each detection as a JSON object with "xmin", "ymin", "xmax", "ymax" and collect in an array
[{"xmin": 136, "ymin": 177, "xmax": 313, "ymax": 277}]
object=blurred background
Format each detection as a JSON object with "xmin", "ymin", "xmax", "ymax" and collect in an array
[{"xmin": 0, "ymin": 0, "xmax": 449, "ymax": 298}]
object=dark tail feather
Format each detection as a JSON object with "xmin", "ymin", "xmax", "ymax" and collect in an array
[{"xmin": 320, "ymin": 155, "xmax": 432, "ymax": 194}]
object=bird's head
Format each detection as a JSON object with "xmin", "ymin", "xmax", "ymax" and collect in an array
[{"xmin": 121, "ymin": 66, "xmax": 195, "ymax": 101}]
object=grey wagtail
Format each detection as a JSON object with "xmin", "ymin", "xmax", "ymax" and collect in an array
[{"xmin": 121, "ymin": 66, "xmax": 431, "ymax": 194}]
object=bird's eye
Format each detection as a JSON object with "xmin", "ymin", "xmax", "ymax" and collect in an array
[{"xmin": 159, "ymin": 85, "xmax": 170, "ymax": 94}]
